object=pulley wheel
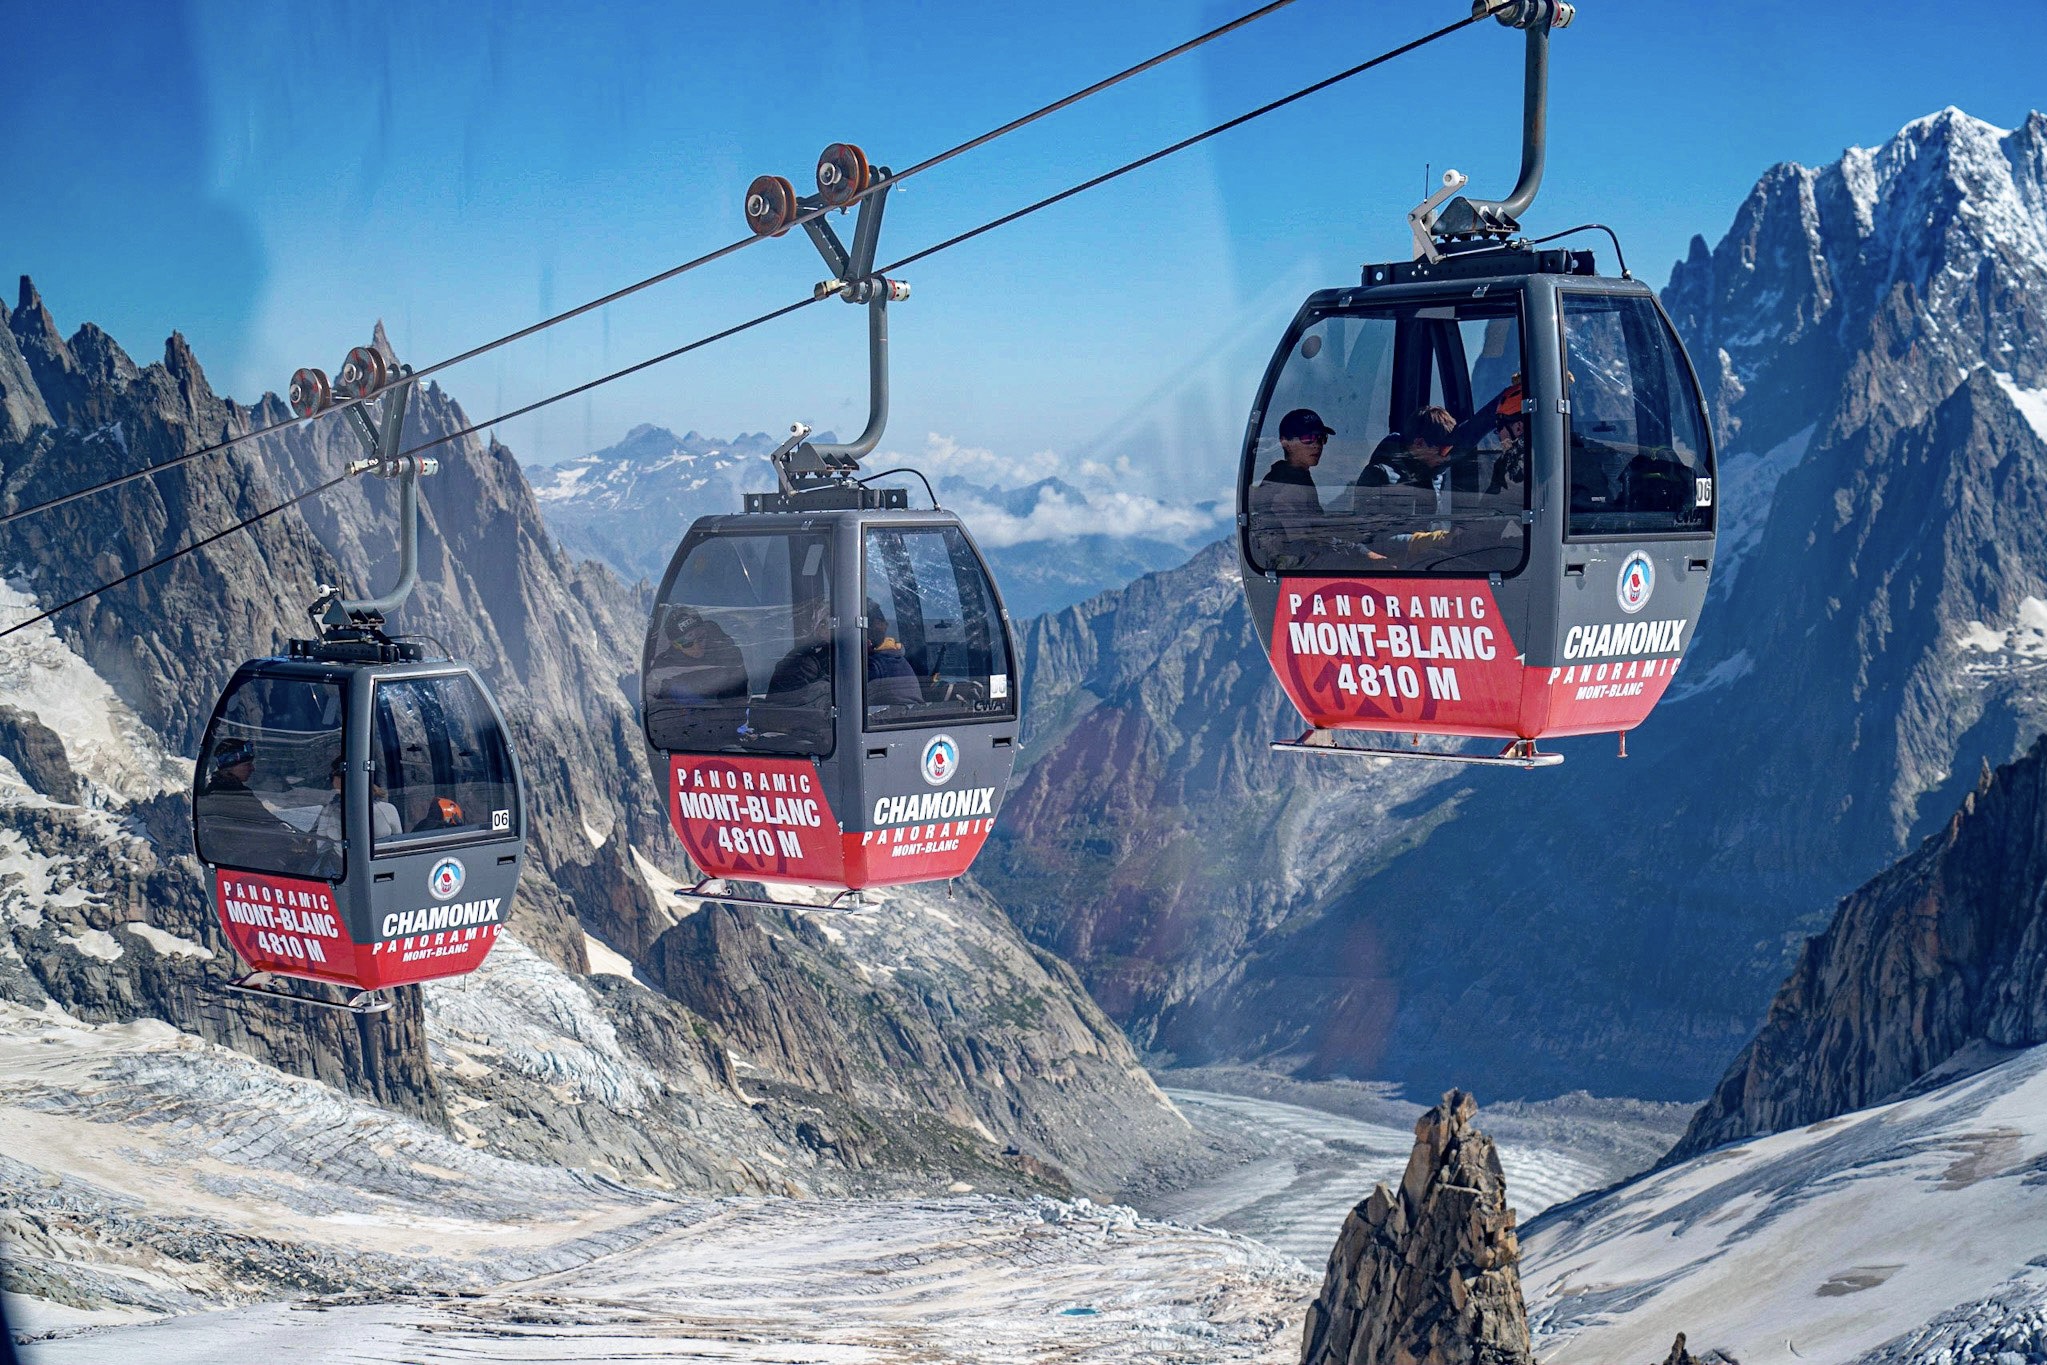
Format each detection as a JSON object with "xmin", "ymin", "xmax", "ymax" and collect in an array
[
  {"xmin": 288, "ymin": 367, "xmax": 332, "ymax": 419},
  {"xmin": 744, "ymin": 174, "xmax": 798, "ymax": 237},
  {"xmin": 336, "ymin": 345, "xmax": 388, "ymax": 400},
  {"xmin": 815, "ymin": 142, "xmax": 869, "ymax": 208}
]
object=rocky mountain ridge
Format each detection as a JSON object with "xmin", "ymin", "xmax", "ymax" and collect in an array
[
  {"xmin": 987, "ymin": 106, "xmax": 2047, "ymax": 1100},
  {"xmin": 1671, "ymin": 731, "xmax": 2047, "ymax": 1160},
  {"xmin": 0, "ymin": 277, "xmax": 1193, "ymax": 1199},
  {"xmin": 524, "ymin": 421, "xmax": 1222, "ymax": 617}
]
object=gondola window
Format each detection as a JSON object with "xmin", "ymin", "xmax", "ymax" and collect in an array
[
  {"xmin": 1246, "ymin": 299, "xmax": 1529, "ymax": 576},
  {"xmin": 1562, "ymin": 293, "xmax": 1714, "ymax": 538},
  {"xmin": 369, "ymin": 674, "xmax": 520, "ymax": 855},
  {"xmin": 862, "ymin": 526, "xmax": 1015, "ymax": 729},
  {"xmin": 195, "ymin": 676, "xmax": 348, "ymax": 880},
  {"xmin": 645, "ymin": 531, "xmax": 837, "ymax": 757}
]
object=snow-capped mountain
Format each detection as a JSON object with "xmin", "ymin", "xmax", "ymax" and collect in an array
[
  {"xmin": 525, "ymin": 426, "xmax": 1225, "ymax": 619},
  {"xmin": 527, "ymin": 423, "xmax": 784, "ymax": 581},
  {"xmin": 0, "ymin": 277, "xmax": 1198, "ymax": 1229},
  {"xmin": 1522, "ymin": 1041, "xmax": 2047, "ymax": 1364},
  {"xmin": 984, "ymin": 107, "xmax": 2047, "ymax": 1102}
]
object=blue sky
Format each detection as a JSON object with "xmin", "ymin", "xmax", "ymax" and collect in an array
[{"xmin": 4, "ymin": 1, "xmax": 2041, "ymax": 479}]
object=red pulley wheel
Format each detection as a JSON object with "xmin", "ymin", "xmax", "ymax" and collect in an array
[
  {"xmin": 744, "ymin": 174, "xmax": 798, "ymax": 237},
  {"xmin": 336, "ymin": 346, "xmax": 387, "ymax": 400},
  {"xmin": 815, "ymin": 142, "xmax": 869, "ymax": 208},
  {"xmin": 288, "ymin": 367, "xmax": 332, "ymax": 419}
]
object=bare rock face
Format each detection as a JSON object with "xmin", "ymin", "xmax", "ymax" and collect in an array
[
  {"xmin": 1300, "ymin": 1090, "xmax": 1532, "ymax": 1365},
  {"xmin": 1671, "ymin": 733, "xmax": 2047, "ymax": 1161}
]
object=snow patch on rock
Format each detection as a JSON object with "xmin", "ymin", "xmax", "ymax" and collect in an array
[
  {"xmin": 1994, "ymin": 371, "xmax": 2047, "ymax": 444},
  {"xmin": 0, "ymin": 578, "xmax": 189, "ymax": 802},
  {"xmin": 123, "ymin": 921, "xmax": 213, "ymax": 960}
]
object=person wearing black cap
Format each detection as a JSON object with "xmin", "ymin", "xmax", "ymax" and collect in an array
[
  {"xmin": 194, "ymin": 738, "xmax": 285, "ymax": 865},
  {"xmin": 1252, "ymin": 407, "xmax": 1335, "ymax": 535}
]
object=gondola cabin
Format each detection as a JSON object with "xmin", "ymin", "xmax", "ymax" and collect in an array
[
  {"xmin": 193, "ymin": 641, "xmax": 525, "ymax": 999},
  {"xmin": 1238, "ymin": 246, "xmax": 1716, "ymax": 763},
  {"xmin": 642, "ymin": 488, "xmax": 1019, "ymax": 895}
]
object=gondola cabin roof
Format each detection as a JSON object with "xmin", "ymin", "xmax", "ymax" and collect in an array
[{"xmin": 1355, "ymin": 245, "xmax": 1598, "ymax": 291}]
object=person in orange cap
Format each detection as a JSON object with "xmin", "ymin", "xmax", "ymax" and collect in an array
[{"xmin": 1484, "ymin": 375, "xmax": 1529, "ymax": 494}]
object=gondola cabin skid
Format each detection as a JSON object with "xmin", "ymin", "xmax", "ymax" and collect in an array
[{"xmin": 1238, "ymin": 0, "xmax": 1716, "ymax": 766}]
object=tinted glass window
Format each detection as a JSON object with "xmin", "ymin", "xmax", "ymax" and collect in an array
[
  {"xmin": 195, "ymin": 675, "xmax": 347, "ymax": 880},
  {"xmin": 369, "ymin": 674, "xmax": 519, "ymax": 856},
  {"xmin": 1562, "ymin": 292, "xmax": 1714, "ymax": 537},
  {"xmin": 645, "ymin": 531, "xmax": 835, "ymax": 757},
  {"xmin": 862, "ymin": 525, "xmax": 1015, "ymax": 729},
  {"xmin": 1245, "ymin": 298, "xmax": 1528, "ymax": 576}
]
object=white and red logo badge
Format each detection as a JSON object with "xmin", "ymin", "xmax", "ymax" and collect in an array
[
  {"xmin": 1617, "ymin": 552, "xmax": 1656, "ymax": 614},
  {"xmin": 920, "ymin": 734, "xmax": 959, "ymax": 787},
  {"xmin": 428, "ymin": 857, "xmax": 466, "ymax": 901}
]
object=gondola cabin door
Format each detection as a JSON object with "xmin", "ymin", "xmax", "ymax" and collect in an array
[
  {"xmin": 1238, "ymin": 260, "xmax": 1716, "ymax": 752},
  {"xmin": 644, "ymin": 508, "xmax": 1019, "ymax": 892}
]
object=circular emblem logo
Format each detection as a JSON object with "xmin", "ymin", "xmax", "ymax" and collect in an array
[
  {"xmin": 1616, "ymin": 552, "xmax": 1656, "ymax": 615},
  {"xmin": 920, "ymin": 734, "xmax": 960, "ymax": 787},
  {"xmin": 428, "ymin": 857, "xmax": 466, "ymax": 902}
]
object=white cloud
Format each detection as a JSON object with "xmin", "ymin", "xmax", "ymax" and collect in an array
[{"xmin": 869, "ymin": 435, "xmax": 1224, "ymax": 549}]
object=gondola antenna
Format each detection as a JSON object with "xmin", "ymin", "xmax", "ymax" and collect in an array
[{"xmin": 1409, "ymin": 0, "xmax": 1574, "ymax": 260}]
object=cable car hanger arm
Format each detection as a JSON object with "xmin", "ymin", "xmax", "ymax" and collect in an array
[{"xmin": 1415, "ymin": 0, "xmax": 1574, "ymax": 256}]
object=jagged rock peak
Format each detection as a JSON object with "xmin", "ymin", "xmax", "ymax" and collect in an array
[
  {"xmin": 162, "ymin": 329, "xmax": 206, "ymax": 389},
  {"xmin": 11, "ymin": 275, "xmax": 70, "ymax": 356},
  {"xmin": 1654, "ymin": 1331, "xmax": 1740, "ymax": 1365},
  {"xmin": 1300, "ymin": 1089, "xmax": 1533, "ymax": 1365},
  {"xmin": 67, "ymin": 322, "xmax": 139, "ymax": 389}
]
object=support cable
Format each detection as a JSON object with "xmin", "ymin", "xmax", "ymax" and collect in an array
[
  {"xmin": 0, "ymin": 0, "xmax": 1300, "ymax": 530},
  {"xmin": 1, "ymin": 12, "xmax": 1477, "ymax": 640}
]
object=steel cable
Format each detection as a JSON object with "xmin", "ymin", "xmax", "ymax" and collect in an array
[
  {"xmin": 1, "ymin": 11, "xmax": 1479, "ymax": 641},
  {"xmin": 0, "ymin": 0, "xmax": 1301, "ymax": 530}
]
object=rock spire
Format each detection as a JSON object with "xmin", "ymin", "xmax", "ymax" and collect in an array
[{"xmin": 1300, "ymin": 1089, "xmax": 1532, "ymax": 1365}]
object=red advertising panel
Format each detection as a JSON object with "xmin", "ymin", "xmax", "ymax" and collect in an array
[
  {"xmin": 212, "ymin": 867, "xmax": 503, "ymax": 990},
  {"xmin": 1270, "ymin": 577, "xmax": 1687, "ymax": 739},
  {"xmin": 845, "ymin": 816, "xmax": 993, "ymax": 887},
  {"xmin": 669, "ymin": 754, "xmax": 846, "ymax": 884},
  {"xmin": 212, "ymin": 869, "xmax": 360, "ymax": 985},
  {"xmin": 1270, "ymin": 580, "xmax": 1526, "ymax": 736},
  {"xmin": 667, "ymin": 754, "xmax": 995, "ymax": 890}
]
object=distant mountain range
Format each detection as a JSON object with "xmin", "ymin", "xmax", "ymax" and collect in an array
[
  {"xmin": 524, "ymin": 425, "xmax": 1225, "ymax": 620},
  {"xmin": 982, "ymin": 107, "xmax": 2047, "ymax": 1102}
]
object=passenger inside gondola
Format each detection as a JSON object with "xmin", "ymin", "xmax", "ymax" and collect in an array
[
  {"xmin": 1245, "ymin": 301, "xmax": 1528, "ymax": 576},
  {"xmin": 1254, "ymin": 407, "xmax": 1331, "ymax": 522},
  {"xmin": 646, "ymin": 608, "xmax": 749, "ymax": 707},
  {"xmin": 865, "ymin": 598, "xmax": 924, "ymax": 707},
  {"xmin": 312, "ymin": 756, "xmax": 401, "ymax": 843}
]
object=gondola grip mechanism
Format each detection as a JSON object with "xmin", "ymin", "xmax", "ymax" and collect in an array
[{"xmin": 1408, "ymin": 169, "xmax": 1469, "ymax": 264}]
